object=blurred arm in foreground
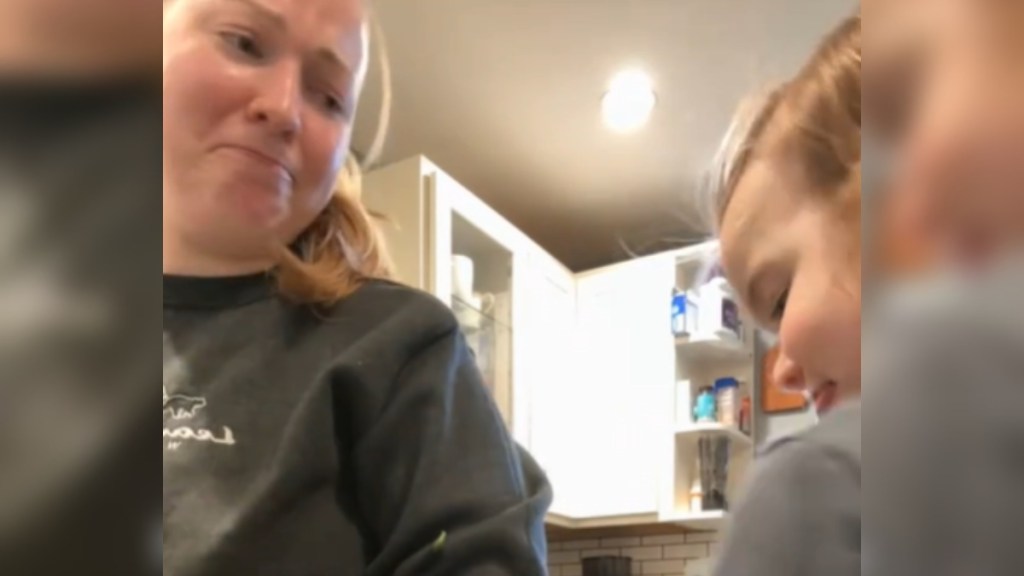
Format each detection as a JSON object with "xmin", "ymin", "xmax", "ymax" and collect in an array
[
  {"xmin": 0, "ymin": 1, "xmax": 161, "ymax": 574},
  {"xmin": 0, "ymin": 0, "xmax": 159, "ymax": 77},
  {"xmin": 863, "ymin": 1, "xmax": 1024, "ymax": 574}
]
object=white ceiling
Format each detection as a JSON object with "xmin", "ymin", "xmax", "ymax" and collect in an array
[{"xmin": 353, "ymin": 0, "xmax": 852, "ymax": 271}]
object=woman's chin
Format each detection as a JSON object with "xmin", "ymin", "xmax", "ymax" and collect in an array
[{"xmin": 226, "ymin": 187, "xmax": 291, "ymax": 231}]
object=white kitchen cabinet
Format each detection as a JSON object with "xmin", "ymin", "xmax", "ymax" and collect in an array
[
  {"xmin": 559, "ymin": 253, "xmax": 677, "ymax": 520},
  {"xmin": 364, "ymin": 156, "xmax": 523, "ymax": 300},
  {"xmin": 518, "ymin": 247, "xmax": 578, "ymax": 517},
  {"xmin": 364, "ymin": 157, "xmax": 516, "ymax": 434},
  {"xmin": 363, "ymin": 156, "xmax": 575, "ymax": 455},
  {"xmin": 365, "ymin": 156, "xmax": 758, "ymax": 530}
]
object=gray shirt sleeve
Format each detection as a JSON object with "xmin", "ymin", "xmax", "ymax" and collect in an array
[{"xmin": 712, "ymin": 440, "xmax": 860, "ymax": 576}]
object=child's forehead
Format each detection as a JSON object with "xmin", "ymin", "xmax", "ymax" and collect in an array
[{"xmin": 719, "ymin": 158, "xmax": 802, "ymax": 266}]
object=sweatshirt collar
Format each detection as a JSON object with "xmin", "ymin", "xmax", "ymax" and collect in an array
[{"xmin": 163, "ymin": 272, "xmax": 276, "ymax": 311}]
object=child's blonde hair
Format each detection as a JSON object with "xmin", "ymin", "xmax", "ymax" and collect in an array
[{"xmin": 706, "ymin": 12, "xmax": 861, "ymax": 231}]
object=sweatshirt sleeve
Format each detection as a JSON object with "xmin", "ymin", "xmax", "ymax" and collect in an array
[
  {"xmin": 352, "ymin": 322, "xmax": 552, "ymax": 576},
  {"xmin": 712, "ymin": 441, "xmax": 860, "ymax": 576}
]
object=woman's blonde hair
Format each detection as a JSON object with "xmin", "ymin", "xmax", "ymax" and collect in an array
[
  {"xmin": 706, "ymin": 11, "xmax": 862, "ymax": 231},
  {"xmin": 275, "ymin": 13, "xmax": 395, "ymax": 305}
]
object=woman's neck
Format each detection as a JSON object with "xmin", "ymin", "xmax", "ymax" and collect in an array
[
  {"xmin": 163, "ymin": 235, "xmax": 277, "ymax": 278},
  {"xmin": 163, "ymin": 214, "xmax": 278, "ymax": 278}
]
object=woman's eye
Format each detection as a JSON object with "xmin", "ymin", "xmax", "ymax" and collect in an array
[
  {"xmin": 220, "ymin": 31, "xmax": 265, "ymax": 60},
  {"xmin": 314, "ymin": 90, "xmax": 348, "ymax": 117},
  {"xmin": 770, "ymin": 287, "xmax": 790, "ymax": 323},
  {"xmin": 322, "ymin": 94, "xmax": 345, "ymax": 115}
]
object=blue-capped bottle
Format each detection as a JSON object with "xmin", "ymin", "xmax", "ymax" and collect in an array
[{"xmin": 671, "ymin": 289, "xmax": 688, "ymax": 337}]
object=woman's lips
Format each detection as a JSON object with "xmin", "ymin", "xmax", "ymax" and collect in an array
[{"xmin": 221, "ymin": 145, "xmax": 295, "ymax": 183}]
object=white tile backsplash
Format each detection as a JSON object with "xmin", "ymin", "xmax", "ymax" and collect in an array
[
  {"xmin": 685, "ymin": 532, "xmax": 719, "ymax": 543},
  {"xmin": 640, "ymin": 559, "xmax": 687, "ymax": 574},
  {"xmin": 663, "ymin": 544, "xmax": 707, "ymax": 559},
  {"xmin": 549, "ymin": 531, "xmax": 719, "ymax": 575},
  {"xmin": 621, "ymin": 546, "xmax": 663, "ymax": 561},
  {"xmin": 549, "ymin": 550, "xmax": 582, "ymax": 565},
  {"xmin": 641, "ymin": 534, "xmax": 689, "ymax": 546},
  {"xmin": 563, "ymin": 539, "xmax": 601, "ymax": 550},
  {"xmin": 582, "ymin": 548, "xmax": 615, "ymax": 559},
  {"xmin": 600, "ymin": 537, "xmax": 642, "ymax": 548}
]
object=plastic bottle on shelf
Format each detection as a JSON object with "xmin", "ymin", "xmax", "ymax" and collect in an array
[
  {"xmin": 689, "ymin": 476, "xmax": 704, "ymax": 513},
  {"xmin": 671, "ymin": 289, "xmax": 688, "ymax": 337},
  {"xmin": 739, "ymin": 395, "xmax": 752, "ymax": 436},
  {"xmin": 714, "ymin": 377, "xmax": 740, "ymax": 427},
  {"xmin": 699, "ymin": 277, "xmax": 743, "ymax": 341},
  {"xmin": 694, "ymin": 387, "xmax": 717, "ymax": 423}
]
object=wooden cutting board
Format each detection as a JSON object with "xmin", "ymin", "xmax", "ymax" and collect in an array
[{"xmin": 761, "ymin": 344, "xmax": 808, "ymax": 413}]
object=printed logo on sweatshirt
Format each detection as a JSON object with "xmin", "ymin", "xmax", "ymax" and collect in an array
[
  {"xmin": 164, "ymin": 337, "xmax": 238, "ymax": 451},
  {"xmin": 163, "ymin": 385, "xmax": 237, "ymax": 451},
  {"xmin": 163, "ymin": 389, "xmax": 207, "ymax": 420}
]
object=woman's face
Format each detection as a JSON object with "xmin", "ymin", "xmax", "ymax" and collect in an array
[
  {"xmin": 719, "ymin": 156, "xmax": 861, "ymax": 416},
  {"xmin": 163, "ymin": 0, "xmax": 366, "ymax": 268}
]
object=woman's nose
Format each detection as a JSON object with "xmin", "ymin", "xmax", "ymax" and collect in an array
[
  {"xmin": 772, "ymin": 352, "xmax": 807, "ymax": 393},
  {"xmin": 246, "ymin": 67, "xmax": 303, "ymax": 139}
]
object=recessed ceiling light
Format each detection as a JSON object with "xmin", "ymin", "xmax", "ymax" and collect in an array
[{"xmin": 601, "ymin": 69, "xmax": 657, "ymax": 133}]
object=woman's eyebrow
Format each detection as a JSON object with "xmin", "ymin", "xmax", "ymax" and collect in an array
[
  {"xmin": 313, "ymin": 47, "xmax": 353, "ymax": 80},
  {"xmin": 224, "ymin": 0, "xmax": 287, "ymax": 31},
  {"xmin": 221, "ymin": 0, "xmax": 354, "ymax": 80}
]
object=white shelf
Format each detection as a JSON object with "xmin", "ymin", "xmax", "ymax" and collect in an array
[
  {"xmin": 675, "ymin": 422, "xmax": 753, "ymax": 447},
  {"xmin": 662, "ymin": 510, "xmax": 727, "ymax": 531},
  {"xmin": 675, "ymin": 334, "xmax": 751, "ymax": 364},
  {"xmin": 667, "ymin": 251, "xmax": 754, "ymax": 537}
]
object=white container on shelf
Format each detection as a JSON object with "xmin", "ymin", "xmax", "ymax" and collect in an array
[
  {"xmin": 683, "ymin": 289, "xmax": 701, "ymax": 335},
  {"xmin": 451, "ymin": 254, "xmax": 475, "ymax": 299},
  {"xmin": 695, "ymin": 277, "xmax": 743, "ymax": 341},
  {"xmin": 714, "ymin": 377, "xmax": 740, "ymax": 427}
]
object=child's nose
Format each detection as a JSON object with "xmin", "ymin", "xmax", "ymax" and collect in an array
[{"xmin": 772, "ymin": 352, "xmax": 807, "ymax": 393}]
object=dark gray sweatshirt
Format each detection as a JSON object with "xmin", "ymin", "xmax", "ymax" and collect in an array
[
  {"xmin": 163, "ymin": 275, "xmax": 551, "ymax": 575},
  {"xmin": 712, "ymin": 401, "xmax": 861, "ymax": 576}
]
